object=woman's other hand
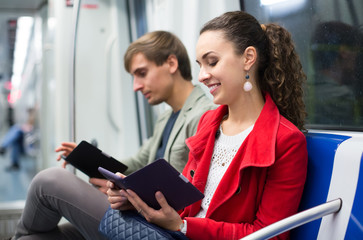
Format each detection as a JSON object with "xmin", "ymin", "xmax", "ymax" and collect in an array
[
  {"xmin": 125, "ymin": 189, "xmax": 183, "ymax": 231},
  {"xmin": 106, "ymin": 172, "xmax": 134, "ymax": 210}
]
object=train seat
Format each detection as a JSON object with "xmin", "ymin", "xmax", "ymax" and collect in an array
[
  {"xmin": 290, "ymin": 132, "xmax": 350, "ymax": 239},
  {"xmin": 290, "ymin": 131, "xmax": 363, "ymax": 239}
]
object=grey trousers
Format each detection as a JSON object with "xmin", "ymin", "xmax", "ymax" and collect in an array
[{"xmin": 14, "ymin": 167, "xmax": 109, "ymax": 240}]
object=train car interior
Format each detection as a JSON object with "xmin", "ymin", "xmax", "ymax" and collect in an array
[{"xmin": 0, "ymin": 0, "xmax": 362, "ymax": 239}]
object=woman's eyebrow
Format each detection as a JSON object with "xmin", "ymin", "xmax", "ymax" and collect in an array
[{"xmin": 196, "ymin": 51, "xmax": 215, "ymax": 64}]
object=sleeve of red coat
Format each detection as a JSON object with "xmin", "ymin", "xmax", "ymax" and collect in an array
[{"xmin": 183, "ymin": 130, "xmax": 308, "ymax": 240}]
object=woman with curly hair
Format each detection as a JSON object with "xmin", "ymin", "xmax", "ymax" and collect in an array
[{"xmin": 107, "ymin": 11, "xmax": 308, "ymax": 240}]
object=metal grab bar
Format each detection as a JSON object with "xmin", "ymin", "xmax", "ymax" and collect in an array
[
  {"xmin": 241, "ymin": 198, "xmax": 342, "ymax": 240},
  {"xmin": 69, "ymin": 0, "xmax": 81, "ymax": 142}
]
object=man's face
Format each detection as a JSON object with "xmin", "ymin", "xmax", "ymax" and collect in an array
[{"xmin": 129, "ymin": 53, "xmax": 174, "ymax": 105}]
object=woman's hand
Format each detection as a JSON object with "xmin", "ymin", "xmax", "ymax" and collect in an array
[
  {"xmin": 125, "ymin": 189, "xmax": 183, "ymax": 231},
  {"xmin": 106, "ymin": 173, "xmax": 135, "ymax": 210},
  {"xmin": 55, "ymin": 142, "xmax": 77, "ymax": 168}
]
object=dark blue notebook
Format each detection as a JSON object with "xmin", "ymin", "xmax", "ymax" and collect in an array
[
  {"xmin": 98, "ymin": 159, "xmax": 204, "ymax": 211},
  {"xmin": 64, "ymin": 140, "xmax": 128, "ymax": 179}
]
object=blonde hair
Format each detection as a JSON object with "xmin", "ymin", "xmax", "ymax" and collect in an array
[{"xmin": 124, "ymin": 31, "xmax": 192, "ymax": 81}]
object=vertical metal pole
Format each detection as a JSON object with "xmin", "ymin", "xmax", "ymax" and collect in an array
[
  {"xmin": 69, "ymin": 0, "xmax": 81, "ymax": 142},
  {"xmin": 127, "ymin": 0, "xmax": 153, "ymax": 145}
]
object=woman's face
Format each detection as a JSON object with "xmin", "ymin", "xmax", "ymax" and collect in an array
[{"xmin": 196, "ymin": 30, "xmax": 246, "ymax": 105}]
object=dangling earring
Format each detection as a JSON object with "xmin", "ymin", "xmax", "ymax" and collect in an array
[{"xmin": 243, "ymin": 72, "xmax": 252, "ymax": 92}]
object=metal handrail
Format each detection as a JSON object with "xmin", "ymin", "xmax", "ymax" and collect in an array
[
  {"xmin": 241, "ymin": 198, "xmax": 342, "ymax": 240},
  {"xmin": 69, "ymin": 0, "xmax": 81, "ymax": 142}
]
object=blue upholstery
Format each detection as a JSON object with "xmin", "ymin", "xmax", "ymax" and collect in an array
[{"xmin": 290, "ymin": 132, "xmax": 350, "ymax": 239}]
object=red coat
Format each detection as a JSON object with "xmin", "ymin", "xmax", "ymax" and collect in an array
[{"xmin": 180, "ymin": 93, "xmax": 307, "ymax": 240}]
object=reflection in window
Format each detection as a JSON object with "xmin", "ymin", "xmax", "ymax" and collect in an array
[
  {"xmin": 245, "ymin": 0, "xmax": 363, "ymax": 130},
  {"xmin": 309, "ymin": 21, "xmax": 362, "ymax": 126}
]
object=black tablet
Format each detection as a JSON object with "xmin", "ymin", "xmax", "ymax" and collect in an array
[{"xmin": 64, "ymin": 140, "xmax": 128, "ymax": 178}]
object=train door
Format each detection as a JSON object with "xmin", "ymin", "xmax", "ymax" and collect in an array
[{"xmin": 72, "ymin": 0, "xmax": 139, "ymax": 166}]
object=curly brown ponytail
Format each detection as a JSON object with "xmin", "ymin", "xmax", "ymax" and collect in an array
[
  {"xmin": 200, "ymin": 11, "xmax": 307, "ymax": 131},
  {"xmin": 262, "ymin": 24, "xmax": 307, "ymax": 131}
]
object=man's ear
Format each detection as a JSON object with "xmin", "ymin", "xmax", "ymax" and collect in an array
[
  {"xmin": 167, "ymin": 54, "xmax": 179, "ymax": 74},
  {"xmin": 243, "ymin": 46, "xmax": 257, "ymax": 71}
]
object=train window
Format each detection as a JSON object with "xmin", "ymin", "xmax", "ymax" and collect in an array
[{"xmin": 243, "ymin": 0, "xmax": 363, "ymax": 131}]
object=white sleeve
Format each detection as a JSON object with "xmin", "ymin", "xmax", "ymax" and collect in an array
[{"xmin": 180, "ymin": 220, "xmax": 187, "ymax": 234}]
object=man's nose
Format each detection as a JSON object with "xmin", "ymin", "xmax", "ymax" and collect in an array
[{"xmin": 133, "ymin": 78, "xmax": 143, "ymax": 92}]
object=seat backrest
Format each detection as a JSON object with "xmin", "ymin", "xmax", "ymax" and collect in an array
[{"xmin": 290, "ymin": 132, "xmax": 350, "ymax": 239}]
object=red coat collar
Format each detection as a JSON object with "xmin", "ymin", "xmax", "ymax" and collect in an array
[{"xmin": 186, "ymin": 93, "xmax": 280, "ymax": 169}]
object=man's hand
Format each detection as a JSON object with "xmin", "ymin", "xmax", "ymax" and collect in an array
[
  {"xmin": 55, "ymin": 142, "xmax": 77, "ymax": 168},
  {"xmin": 89, "ymin": 178, "xmax": 109, "ymax": 194}
]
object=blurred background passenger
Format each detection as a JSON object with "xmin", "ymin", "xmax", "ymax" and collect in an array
[{"xmin": 0, "ymin": 107, "xmax": 38, "ymax": 171}]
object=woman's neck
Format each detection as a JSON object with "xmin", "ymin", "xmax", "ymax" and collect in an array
[{"xmin": 222, "ymin": 92, "xmax": 264, "ymax": 136}]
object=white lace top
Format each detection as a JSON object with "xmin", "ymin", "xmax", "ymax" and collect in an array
[{"xmin": 194, "ymin": 124, "xmax": 253, "ymax": 218}]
